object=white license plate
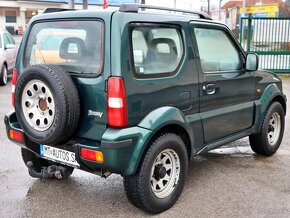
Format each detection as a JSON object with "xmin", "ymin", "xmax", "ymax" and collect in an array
[{"xmin": 40, "ymin": 144, "xmax": 80, "ymax": 167}]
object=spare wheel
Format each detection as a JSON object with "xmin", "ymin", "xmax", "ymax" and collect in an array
[{"xmin": 14, "ymin": 65, "xmax": 80, "ymax": 145}]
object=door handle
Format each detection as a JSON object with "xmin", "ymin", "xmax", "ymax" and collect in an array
[{"xmin": 203, "ymin": 83, "xmax": 216, "ymax": 95}]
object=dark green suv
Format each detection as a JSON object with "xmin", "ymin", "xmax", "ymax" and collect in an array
[{"xmin": 5, "ymin": 4, "xmax": 287, "ymax": 214}]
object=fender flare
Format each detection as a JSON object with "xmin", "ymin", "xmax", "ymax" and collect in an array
[
  {"xmin": 124, "ymin": 106, "xmax": 195, "ymax": 175},
  {"xmin": 253, "ymin": 83, "xmax": 286, "ymax": 134}
]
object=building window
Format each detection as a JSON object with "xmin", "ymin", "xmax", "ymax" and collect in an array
[{"xmin": 5, "ymin": 10, "xmax": 17, "ymax": 23}]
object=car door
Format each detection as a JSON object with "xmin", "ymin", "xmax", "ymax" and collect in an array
[
  {"xmin": 3, "ymin": 32, "xmax": 16, "ymax": 70},
  {"xmin": 190, "ymin": 22, "xmax": 256, "ymax": 144}
]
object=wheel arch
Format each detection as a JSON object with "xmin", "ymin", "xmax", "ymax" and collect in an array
[
  {"xmin": 253, "ymin": 83, "xmax": 286, "ymax": 134},
  {"xmin": 1, "ymin": 61, "xmax": 7, "ymax": 70},
  {"xmin": 144, "ymin": 124, "xmax": 192, "ymax": 161},
  {"xmin": 124, "ymin": 123, "xmax": 192, "ymax": 177},
  {"xmin": 271, "ymin": 95, "xmax": 286, "ymax": 115},
  {"xmin": 124, "ymin": 106, "xmax": 195, "ymax": 176},
  {"xmin": 3, "ymin": 61, "xmax": 7, "ymax": 68}
]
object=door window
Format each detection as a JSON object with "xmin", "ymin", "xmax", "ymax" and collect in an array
[{"xmin": 194, "ymin": 28, "xmax": 242, "ymax": 73}]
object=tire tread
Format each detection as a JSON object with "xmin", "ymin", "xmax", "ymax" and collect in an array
[
  {"xmin": 250, "ymin": 102, "xmax": 285, "ymax": 156},
  {"xmin": 124, "ymin": 133, "xmax": 188, "ymax": 214}
]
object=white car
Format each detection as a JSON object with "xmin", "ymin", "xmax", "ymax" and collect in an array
[{"xmin": 0, "ymin": 30, "xmax": 18, "ymax": 85}]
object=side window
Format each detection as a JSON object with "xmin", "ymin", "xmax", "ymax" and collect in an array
[
  {"xmin": 194, "ymin": 28, "xmax": 242, "ymax": 73},
  {"xmin": 131, "ymin": 25, "xmax": 184, "ymax": 76},
  {"xmin": 132, "ymin": 30, "xmax": 147, "ymax": 60},
  {"xmin": 3, "ymin": 33, "xmax": 10, "ymax": 47},
  {"xmin": 7, "ymin": 33, "xmax": 15, "ymax": 45}
]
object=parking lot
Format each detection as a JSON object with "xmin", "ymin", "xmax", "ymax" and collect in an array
[{"xmin": 0, "ymin": 78, "xmax": 289, "ymax": 218}]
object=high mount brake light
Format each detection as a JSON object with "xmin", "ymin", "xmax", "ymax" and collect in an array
[{"xmin": 107, "ymin": 77, "xmax": 127, "ymax": 127}]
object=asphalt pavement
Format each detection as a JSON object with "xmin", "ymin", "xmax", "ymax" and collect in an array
[{"xmin": 0, "ymin": 79, "xmax": 290, "ymax": 218}]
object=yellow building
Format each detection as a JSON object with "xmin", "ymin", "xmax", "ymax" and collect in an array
[{"xmin": 239, "ymin": 3, "xmax": 279, "ymax": 17}]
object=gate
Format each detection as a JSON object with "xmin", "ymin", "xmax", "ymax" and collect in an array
[{"xmin": 240, "ymin": 16, "xmax": 290, "ymax": 74}]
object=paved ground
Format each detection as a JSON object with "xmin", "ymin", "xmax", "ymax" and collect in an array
[{"xmin": 0, "ymin": 78, "xmax": 289, "ymax": 218}]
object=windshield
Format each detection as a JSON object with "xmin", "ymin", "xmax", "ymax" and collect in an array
[{"xmin": 25, "ymin": 20, "xmax": 103, "ymax": 75}]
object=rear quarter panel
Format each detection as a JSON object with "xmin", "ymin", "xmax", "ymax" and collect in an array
[{"xmin": 111, "ymin": 12, "xmax": 200, "ymax": 127}]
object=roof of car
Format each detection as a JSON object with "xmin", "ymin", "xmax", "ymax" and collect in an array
[
  {"xmin": 30, "ymin": 4, "xmax": 214, "ymax": 24},
  {"xmin": 119, "ymin": 4, "xmax": 212, "ymax": 20}
]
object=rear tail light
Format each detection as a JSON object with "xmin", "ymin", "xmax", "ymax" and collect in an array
[
  {"xmin": 12, "ymin": 68, "xmax": 17, "ymax": 107},
  {"xmin": 107, "ymin": 77, "xmax": 127, "ymax": 127},
  {"xmin": 9, "ymin": 129, "xmax": 23, "ymax": 143},
  {"xmin": 80, "ymin": 148, "xmax": 104, "ymax": 163}
]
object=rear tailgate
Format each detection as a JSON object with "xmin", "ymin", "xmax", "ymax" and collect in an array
[{"xmin": 73, "ymin": 77, "xmax": 107, "ymax": 141}]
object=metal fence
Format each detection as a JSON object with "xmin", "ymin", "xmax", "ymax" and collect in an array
[{"xmin": 240, "ymin": 16, "xmax": 290, "ymax": 73}]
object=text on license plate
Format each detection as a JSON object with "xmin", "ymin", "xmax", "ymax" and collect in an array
[{"xmin": 40, "ymin": 144, "xmax": 80, "ymax": 167}]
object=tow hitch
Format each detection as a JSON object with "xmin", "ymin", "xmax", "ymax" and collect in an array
[{"xmin": 26, "ymin": 161, "xmax": 67, "ymax": 179}]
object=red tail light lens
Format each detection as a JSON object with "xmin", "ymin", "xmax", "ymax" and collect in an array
[
  {"xmin": 9, "ymin": 129, "xmax": 23, "ymax": 142},
  {"xmin": 12, "ymin": 68, "xmax": 17, "ymax": 107},
  {"xmin": 107, "ymin": 77, "xmax": 127, "ymax": 127},
  {"xmin": 80, "ymin": 148, "xmax": 104, "ymax": 163}
]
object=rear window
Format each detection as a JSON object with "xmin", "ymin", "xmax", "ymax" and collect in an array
[{"xmin": 25, "ymin": 20, "xmax": 103, "ymax": 75}]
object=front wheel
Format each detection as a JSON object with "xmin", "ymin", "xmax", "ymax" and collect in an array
[
  {"xmin": 124, "ymin": 133, "xmax": 188, "ymax": 214},
  {"xmin": 250, "ymin": 102, "xmax": 285, "ymax": 156},
  {"xmin": 0, "ymin": 64, "xmax": 8, "ymax": 86}
]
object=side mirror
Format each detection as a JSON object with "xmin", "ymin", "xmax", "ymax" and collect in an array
[
  {"xmin": 246, "ymin": 53, "xmax": 259, "ymax": 71},
  {"xmin": 133, "ymin": 50, "xmax": 144, "ymax": 64},
  {"xmin": 5, "ymin": 44, "xmax": 15, "ymax": 50}
]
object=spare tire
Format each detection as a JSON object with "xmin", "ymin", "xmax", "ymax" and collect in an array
[{"xmin": 14, "ymin": 65, "xmax": 80, "ymax": 145}]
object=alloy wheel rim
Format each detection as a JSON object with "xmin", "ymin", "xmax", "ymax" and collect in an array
[
  {"xmin": 268, "ymin": 112, "xmax": 281, "ymax": 146},
  {"xmin": 21, "ymin": 79, "xmax": 55, "ymax": 131},
  {"xmin": 3, "ymin": 67, "xmax": 7, "ymax": 84},
  {"xmin": 150, "ymin": 149, "xmax": 180, "ymax": 199}
]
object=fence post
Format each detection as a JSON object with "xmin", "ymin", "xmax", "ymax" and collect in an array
[
  {"xmin": 239, "ymin": 18, "xmax": 243, "ymax": 43},
  {"xmin": 247, "ymin": 14, "xmax": 253, "ymax": 52}
]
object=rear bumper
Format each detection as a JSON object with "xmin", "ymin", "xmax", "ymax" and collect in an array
[{"xmin": 5, "ymin": 111, "xmax": 153, "ymax": 176}]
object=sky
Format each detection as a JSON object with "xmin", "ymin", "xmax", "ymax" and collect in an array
[{"xmin": 144, "ymin": 0, "xmax": 220, "ymax": 11}]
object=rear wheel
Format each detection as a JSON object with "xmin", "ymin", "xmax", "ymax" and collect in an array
[
  {"xmin": 123, "ymin": 133, "xmax": 188, "ymax": 214},
  {"xmin": 0, "ymin": 64, "xmax": 8, "ymax": 86},
  {"xmin": 250, "ymin": 102, "xmax": 285, "ymax": 156}
]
